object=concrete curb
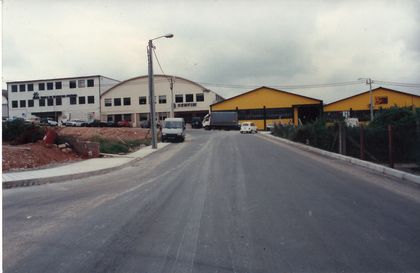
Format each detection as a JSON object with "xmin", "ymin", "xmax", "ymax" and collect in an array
[
  {"xmin": 3, "ymin": 143, "xmax": 171, "ymax": 189},
  {"xmin": 259, "ymin": 132, "xmax": 420, "ymax": 185}
]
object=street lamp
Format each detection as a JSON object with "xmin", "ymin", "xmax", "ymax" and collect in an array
[
  {"xmin": 147, "ymin": 33, "xmax": 174, "ymax": 149},
  {"xmin": 358, "ymin": 77, "xmax": 374, "ymax": 121}
]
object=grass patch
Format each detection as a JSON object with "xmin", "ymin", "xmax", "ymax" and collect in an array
[{"xmin": 90, "ymin": 135, "xmax": 151, "ymax": 154}]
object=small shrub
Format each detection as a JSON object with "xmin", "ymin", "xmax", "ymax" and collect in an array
[{"xmin": 2, "ymin": 119, "xmax": 44, "ymax": 144}]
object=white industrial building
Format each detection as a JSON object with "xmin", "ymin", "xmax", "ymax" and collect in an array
[
  {"xmin": 7, "ymin": 75, "xmax": 119, "ymax": 122},
  {"xmin": 100, "ymin": 75, "xmax": 224, "ymax": 126}
]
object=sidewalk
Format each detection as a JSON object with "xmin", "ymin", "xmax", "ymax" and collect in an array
[
  {"xmin": 3, "ymin": 143, "xmax": 170, "ymax": 189},
  {"xmin": 258, "ymin": 132, "xmax": 420, "ymax": 185}
]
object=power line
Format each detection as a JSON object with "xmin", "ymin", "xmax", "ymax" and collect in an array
[
  {"xmin": 372, "ymin": 80, "xmax": 420, "ymax": 87},
  {"xmin": 152, "ymin": 48, "xmax": 171, "ymax": 84}
]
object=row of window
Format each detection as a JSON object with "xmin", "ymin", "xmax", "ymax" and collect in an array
[
  {"xmin": 104, "ymin": 93, "xmax": 205, "ymax": 107},
  {"xmin": 175, "ymin": 93, "xmax": 204, "ymax": 103},
  {"xmin": 10, "ymin": 79, "xmax": 95, "ymax": 92},
  {"xmin": 11, "ymin": 96, "xmax": 95, "ymax": 108}
]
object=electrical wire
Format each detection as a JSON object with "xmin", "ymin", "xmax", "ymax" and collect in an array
[
  {"xmin": 152, "ymin": 48, "xmax": 172, "ymax": 84},
  {"xmin": 372, "ymin": 80, "xmax": 420, "ymax": 87}
]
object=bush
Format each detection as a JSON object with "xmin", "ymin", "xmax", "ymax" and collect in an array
[
  {"xmin": 2, "ymin": 119, "xmax": 45, "ymax": 144},
  {"xmin": 90, "ymin": 135, "xmax": 150, "ymax": 154}
]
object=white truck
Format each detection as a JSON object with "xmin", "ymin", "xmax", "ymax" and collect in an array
[{"xmin": 161, "ymin": 118, "xmax": 186, "ymax": 142}]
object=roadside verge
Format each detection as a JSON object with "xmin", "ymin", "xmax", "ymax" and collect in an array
[
  {"xmin": 258, "ymin": 132, "xmax": 420, "ymax": 185},
  {"xmin": 2, "ymin": 143, "xmax": 170, "ymax": 189}
]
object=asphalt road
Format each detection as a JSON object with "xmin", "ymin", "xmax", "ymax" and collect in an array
[{"xmin": 4, "ymin": 130, "xmax": 420, "ymax": 273}]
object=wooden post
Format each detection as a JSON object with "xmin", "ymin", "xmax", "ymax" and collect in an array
[
  {"xmin": 342, "ymin": 124, "xmax": 346, "ymax": 155},
  {"xmin": 388, "ymin": 125, "xmax": 394, "ymax": 168},
  {"xmin": 416, "ymin": 119, "xmax": 420, "ymax": 166},
  {"xmin": 263, "ymin": 105, "xmax": 267, "ymax": 131},
  {"xmin": 338, "ymin": 122, "xmax": 343, "ymax": 154},
  {"xmin": 360, "ymin": 125, "xmax": 365, "ymax": 160}
]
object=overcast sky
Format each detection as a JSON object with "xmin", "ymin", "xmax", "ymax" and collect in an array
[{"xmin": 3, "ymin": 0, "xmax": 420, "ymax": 102}]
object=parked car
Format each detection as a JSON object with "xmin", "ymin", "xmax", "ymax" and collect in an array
[
  {"xmin": 240, "ymin": 122, "xmax": 257, "ymax": 134},
  {"xmin": 65, "ymin": 119, "xmax": 86, "ymax": 127},
  {"xmin": 117, "ymin": 120, "xmax": 131, "ymax": 127},
  {"xmin": 191, "ymin": 117, "xmax": 202, "ymax": 129},
  {"xmin": 40, "ymin": 117, "xmax": 58, "ymax": 126},
  {"xmin": 105, "ymin": 121, "xmax": 117, "ymax": 127},
  {"xmin": 140, "ymin": 120, "xmax": 150, "ymax": 128},
  {"xmin": 140, "ymin": 119, "xmax": 161, "ymax": 129},
  {"xmin": 86, "ymin": 120, "xmax": 108, "ymax": 127}
]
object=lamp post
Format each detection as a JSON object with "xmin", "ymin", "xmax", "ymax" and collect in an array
[
  {"xmin": 358, "ymin": 78, "xmax": 374, "ymax": 121},
  {"xmin": 147, "ymin": 33, "xmax": 174, "ymax": 149}
]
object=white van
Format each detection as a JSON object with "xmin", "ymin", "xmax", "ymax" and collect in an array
[{"xmin": 161, "ymin": 118, "xmax": 186, "ymax": 142}]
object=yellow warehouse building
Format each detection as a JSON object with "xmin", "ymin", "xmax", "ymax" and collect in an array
[
  {"xmin": 324, "ymin": 87, "xmax": 420, "ymax": 121},
  {"xmin": 210, "ymin": 86, "xmax": 323, "ymax": 130}
]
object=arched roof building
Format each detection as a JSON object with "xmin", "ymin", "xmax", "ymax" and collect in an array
[{"xmin": 100, "ymin": 75, "xmax": 223, "ymax": 126}]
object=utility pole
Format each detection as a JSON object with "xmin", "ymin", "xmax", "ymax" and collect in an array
[
  {"xmin": 367, "ymin": 78, "xmax": 374, "ymax": 121},
  {"xmin": 170, "ymin": 77, "xmax": 175, "ymax": 118},
  {"xmin": 147, "ymin": 33, "xmax": 174, "ymax": 149},
  {"xmin": 358, "ymin": 77, "xmax": 374, "ymax": 121},
  {"xmin": 147, "ymin": 40, "xmax": 158, "ymax": 149}
]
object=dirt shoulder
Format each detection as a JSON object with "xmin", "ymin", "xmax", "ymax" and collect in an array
[
  {"xmin": 2, "ymin": 142, "xmax": 81, "ymax": 172},
  {"xmin": 2, "ymin": 127, "xmax": 152, "ymax": 172}
]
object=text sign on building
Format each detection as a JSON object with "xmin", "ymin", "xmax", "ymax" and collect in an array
[
  {"xmin": 177, "ymin": 103, "xmax": 197, "ymax": 108},
  {"xmin": 375, "ymin": 96, "xmax": 388, "ymax": 105}
]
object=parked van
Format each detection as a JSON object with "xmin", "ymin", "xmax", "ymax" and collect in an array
[{"xmin": 161, "ymin": 118, "xmax": 186, "ymax": 142}]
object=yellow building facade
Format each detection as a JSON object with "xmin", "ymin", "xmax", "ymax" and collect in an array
[
  {"xmin": 210, "ymin": 86, "xmax": 322, "ymax": 130},
  {"xmin": 324, "ymin": 87, "xmax": 420, "ymax": 121}
]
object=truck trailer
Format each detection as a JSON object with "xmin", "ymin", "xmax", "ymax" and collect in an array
[{"xmin": 202, "ymin": 112, "xmax": 239, "ymax": 130}]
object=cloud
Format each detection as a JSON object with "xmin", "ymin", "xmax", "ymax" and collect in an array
[{"xmin": 3, "ymin": 0, "xmax": 420, "ymax": 102}]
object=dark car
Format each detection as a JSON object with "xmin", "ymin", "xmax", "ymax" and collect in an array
[
  {"xmin": 191, "ymin": 117, "xmax": 202, "ymax": 128},
  {"xmin": 140, "ymin": 120, "xmax": 150, "ymax": 128},
  {"xmin": 86, "ymin": 120, "xmax": 107, "ymax": 127},
  {"xmin": 106, "ymin": 121, "xmax": 118, "ymax": 127}
]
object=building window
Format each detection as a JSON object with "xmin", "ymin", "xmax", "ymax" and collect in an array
[
  {"xmin": 139, "ymin": 96, "xmax": 147, "ymax": 105},
  {"xmin": 11, "ymin": 85, "xmax": 18, "ymax": 92},
  {"xmin": 12, "ymin": 100, "xmax": 18, "ymax": 108},
  {"xmin": 47, "ymin": 82, "xmax": 54, "ymax": 90},
  {"xmin": 28, "ymin": 100, "xmax": 34, "ymax": 107},
  {"xmin": 123, "ymin": 114, "xmax": 132, "ymax": 121},
  {"xmin": 175, "ymin": 94, "xmax": 183, "ymax": 103},
  {"xmin": 196, "ymin": 93, "xmax": 204, "ymax": 102},
  {"xmin": 79, "ymin": 96, "xmax": 86, "ymax": 104},
  {"xmin": 69, "ymin": 81, "xmax": 76, "ymax": 89},
  {"xmin": 87, "ymin": 79, "xmax": 94, "ymax": 87},
  {"xmin": 104, "ymin": 98, "xmax": 112, "ymax": 107},
  {"xmin": 19, "ymin": 84, "xmax": 26, "ymax": 92},
  {"xmin": 55, "ymin": 82, "xmax": 62, "ymax": 89},
  {"xmin": 159, "ymin": 95, "xmax": 167, "ymax": 104},
  {"xmin": 123, "ymin": 97, "xmax": 131, "ymax": 106},
  {"xmin": 78, "ymin": 79, "xmax": 85, "ymax": 88},
  {"xmin": 186, "ymin": 94, "xmax": 194, "ymax": 102},
  {"xmin": 70, "ymin": 96, "xmax": 77, "ymax": 105},
  {"xmin": 56, "ymin": 97, "xmax": 62, "ymax": 106},
  {"xmin": 47, "ymin": 98, "xmax": 53, "ymax": 106},
  {"xmin": 39, "ymin": 83, "xmax": 45, "ymax": 91},
  {"xmin": 114, "ymin": 98, "xmax": 121, "ymax": 106},
  {"xmin": 88, "ymin": 96, "xmax": 95, "ymax": 104},
  {"xmin": 19, "ymin": 100, "xmax": 26, "ymax": 108},
  {"xmin": 39, "ymin": 98, "xmax": 46, "ymax": 106},
  {"xmin": 28, "ymin": 84, "xmax": 34, "ymax": 91}
]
